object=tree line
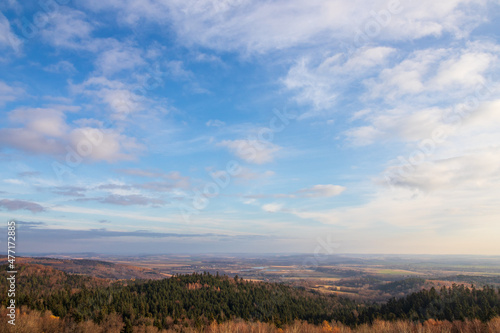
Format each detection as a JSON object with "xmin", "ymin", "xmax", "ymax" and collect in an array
[{"xmin": 1, "ymin": 264, "xmax": 499, "ymax": 332}]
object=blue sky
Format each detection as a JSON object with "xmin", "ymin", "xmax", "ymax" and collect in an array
[{"xmin": 1, "ymin": 0, "xmax": 500, "ymax": 255}]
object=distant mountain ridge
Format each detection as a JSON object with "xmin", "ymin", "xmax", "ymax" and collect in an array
[{"xmin": 0, "ymin": 255, "xmax": 166, "ymax": 280}]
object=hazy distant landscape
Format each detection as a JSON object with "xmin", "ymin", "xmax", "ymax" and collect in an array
[
  {"xmin": 2, "ymin": 254, "xmax": 500, "ymax": 332},
  {"xmin": 5, "ymin": 254, "xmax": 500, "ymax": 302}
]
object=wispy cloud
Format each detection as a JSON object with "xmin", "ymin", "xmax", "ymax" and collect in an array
[
  {"xmin": 384, "ymin": 148, "xmax": 500, "ymax": 192},
  {"xmin": 44, "ymin": 60, "xmax": 77, "ymax": 74},
  {"xmin": 99, "ymin": 194, "xmax": 165, "ymax": 206},
  {"xmin": 262, "ymin": 202, "xmax": 283, "ymax": 213},
  {"xmin": 39, "ymin": 8, "xmax": 95, "ymax": 50},
  {"xmin": 0, "ymin": 11, "xmax": 22, "ymax": 52},
  {"xmin": 218, "ymin": 139, "xmax": 281, "ymax": 164},
  {"xmin": 18, "ymin": 171, "xmax": 41, "ymax": 178},
  {"xmin": 0, "ymin": 80, "xmax": 25, "ymax": 106},
  {"xmin": 0, "ymin": 199, "xmax": 45, "ymax": 213},
  {"xmin": 296, "ymin": 184, "xmax": 346, "ymax": 197},
  {"xmin": 0, "ymin": 106, "xmax": 143, "ymax": 162},
  {"xmin": 284, "ymin": 47, "xmax": 395, "ymax": 112},
  {"xmin": 206, "ymin": 119, "xmax": 226, "ymax": 127},
  {"xmin": 344, "ymin": 41, "xmax": 500, "ymax": 146},
  {"xmin": 80, "ymin": 0, "xmax": 490, "ymax": 54},
  {"xmin": 52, "ymin": 186, "xmax": 87, "ymax": 197},
  {"xmin": 95, "ymin": 43, "xmax": 146, "ymax": 76},
  {"xmin": 364, "ymin": 42, "xmax": 499, "ymax": 104},
  {"xmin": 117, "ymin": 168, "xmax": 165, "ymax": 178},
  {"xmin": 0, "ymin": 222, "xmax": 270, "ymax": 242}
]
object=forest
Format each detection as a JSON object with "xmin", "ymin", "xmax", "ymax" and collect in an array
[{"xmin": 1, "ymin": 263, "xmax": 500, "ymax": 332}]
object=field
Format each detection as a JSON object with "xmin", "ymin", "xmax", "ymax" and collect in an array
[{"xmin": 18, "ymin": 253, "xmax": 500, "ymax": 302}]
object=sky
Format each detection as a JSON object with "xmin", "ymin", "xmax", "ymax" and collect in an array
[{"xmin": 0, "ymin": 0, "xmax": 500, "ymax": 255}]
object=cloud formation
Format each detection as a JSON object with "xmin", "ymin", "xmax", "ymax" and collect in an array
[
  {"xmin": 0, "ymin": 107, "xmax": 142, "ymax": 162},
  {"xmin": 0, "ymin": 81, "xmax": 25, "ymax": 106},
  {"xmin": 262, "ymin": 203, "xmax": 283, "ymax": 213},
  {"xmin": 1, "ymin": 0, "xmax": 499, "ymax": 255},
  {"xmin": 296, "ymin": 184, "xmax": 346, "ymax": 197},
  {"xmin": 52, "ymin": 186, "xmax": 87, "ymax": 197},
  {"xmin": 0, "ymin": 12, "xmax": 22, "ymax": 52},
  {"xmin": 284, "ymin": 46, "xmax": 395, "ymax": 111},
  {"xmin": 0, "ymin": 199, "xmax": 45, "ymax": 213},
  {"xmin": 219, "ymin": 139, "xmax": 281, "ymax": 164},
  {"xmin": 82, "ymin": 0, "xmax": 489, "ymax": 53},
  {"xmin": 100, "ymin": 194, "xmax": 165, "ymax": 206}
]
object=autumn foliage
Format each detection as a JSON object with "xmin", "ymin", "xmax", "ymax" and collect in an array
[{"xmin": 1, "ymin": 307, "xmax": 500, "ymax": 333}]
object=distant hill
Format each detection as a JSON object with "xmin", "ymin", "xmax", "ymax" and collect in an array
[
  {"xmin": 432, "ymin": 274, "xmax": 500, "ymax": 287},
  {"xmin": 0, "ymin": 256, "xmax": 166, "ymax": 280}
]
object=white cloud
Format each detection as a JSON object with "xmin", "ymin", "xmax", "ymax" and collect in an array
[
  {"xmin": 296, "ymin": 184, "xmax": 346, "ymax": 197},
  {"xmin": 38, "ymin": 7, "xmax": 152, "ymax": 81},
  {"xmin": 40, "ymin": 8, "xmax": 95, "ymax": 50},
  {"xmin": 283, "ymin": 46, "xmax": 395, "ymax": 112},
  {"xmin": 44, "ymin": 60, "xmax": 77, "ymax": 74},
  {"xmin": 0, "ymin": 80, "xmax": 25, "ymax": 106},
  {"xmin": 384, "ymin": 149, "xmax": 500, "ymax": 192},
  {"xmin": 372, "ymin": 0, "xmax": 487, "ymax": 40},
  {"xmin": 0, "ymin": 107, "xmax": 68, "ymax": 155},
  {"xmin": 344, "ymin": 125, "xmax": 383, "ymax": 146},
  {"xmin": 0, "ymin": 107, "xmax": 142, "ymax": 162},
  {"xmin": 343, "ymin": 47, "xmax": 397, "ymax": 71},
  {"xmin": 345, "ymin": 106, "xmax": 456, "ymax": 145},
  {"xmin": 380, "ymin": 99, "xmax": 500, "ymax": 193},
  {"xmin": 209, "ymin": 167, "xmax": 274, "ymax": 186},
  {"xmin": 319, "ymin": 96, "xmax": 500, "ymax": 239},
  {"xmin": 206, "ymin": 119, "xmax": 226, "ymax": 127},
  {"xmin": 71, "ymin": 76, "xmax": 145, "ymax": 117},
  {"xmin": 9, "ymin": 107, "xmax": 68, "ymax": 137},
  {"xmin": 283, "ymin": 58, "xmax": 339, "ymax": 111},
  {"xmin": 218, "ymin": 139, "xmax": 281, "ymax": 164},
  {"xmin": 69, "ymin": 127, "xmax": 142, "ymax": 163},
  {"xmin": 243, "ymin": 198, "xmax": 257, "ymax": 205},
  {"xmin": 345, "ymin": 41, "xmax": 500, "ymax": 146},
  {"xmin": 365, "ymin": 43, "xmax": 499, "ymax": 103},
  {"xmin": 290, "ymin": 39, "xmax": 500, "ymax": 245},
  {"xmin": 118, "ymin": 168, "xmax": 170, "ymax": 178},
  {"xmin": 99, "ymin": 194, "xmax": 164, "ymax": 206},
  {"xmin": 234, "ymin": 168, "xmax": 275, "ymax": 180},
  {"xmin": 292, "ymin": 180, "xmax": 500, "ymax": 230},
  {"xmin": 165, "ymin": 60, "xmax": 193, "ymax": 80},
  {"xmin": 3, "ymin": 179, "xmax": 25, "ymax": 185},
  {"xmin": 430, "ymin": 52, "xmax": 494, "ymax": 90},
  {"xmin": 95, "ymin": 44, "xmax": 146, "ymax": 76},
  {"xmin": 83, "ymin": 0, "xmax": 490, "ymax": 53},
  {"xmin": 364, "ymin": 48, "xmax": 446, "ymax": 101},
  {"xmin": 163, "ymin": 60, "xmax": 208, "ymax": 93},
  {"xmin": 465, "ymin": 99, "xmax": 500, "ymax": 128},
  {"xmin": 0, "ymin": 11, "xmax": 22, "ymax": 53},
  {"xmin": 262, "ymin": 202, "xmax": 283, "ymax": 213},
  {"xmin": 0, "ymin": 199, "xmax": 45, "ymax": 213}
]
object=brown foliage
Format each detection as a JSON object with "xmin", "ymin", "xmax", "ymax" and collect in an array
[{"xmin": 2, "ymin": 306, "xmax": 500, "ymax": 333}]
